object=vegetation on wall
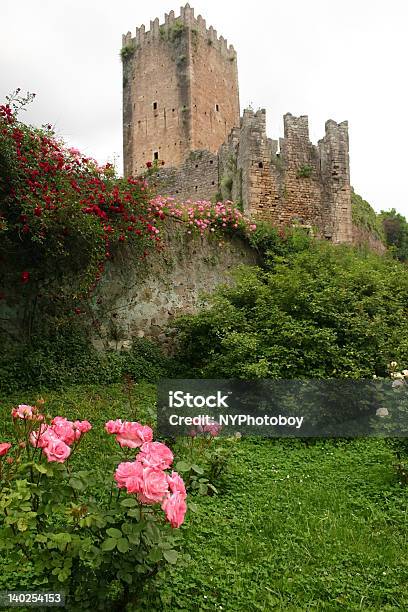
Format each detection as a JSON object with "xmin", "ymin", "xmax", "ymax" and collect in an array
[
  {"xmin": 0, "ymin": 91, "xmax": 164, "ymax": 343},
  {"xmin": 351, "ymin": 190, "xmax": 385, "ymax": 241}
]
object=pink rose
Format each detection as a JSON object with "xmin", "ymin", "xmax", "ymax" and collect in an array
[
  {"xmin": 115, "ymin": 461, "xmax": 143, "ymax": 490},
  {"xmin": 0, "ymin": 442, "xmax": 12, "ymax": 457},
  {"xmin": 51, "ymin": 417, "xmax": 76, "ymax": 445},
  {"xmin": 29, "ymin": 424, "xmax": 54, "ymax": 449},
  {"xmin": 74, "ymin": 420, "xmax": 92, "ymax": 434},
  {"xmin": 105, "ymin": 419, "xmax": 123, "ymax": 434},
  {"xmin": 137, "ymin": 441, "xmax": 173, "ymax": 470},
  {"xmin": 116, "ymin": 421, "xmax": 153, "ymax": 449},
  {"xmin": 42, "ymin": 437, "xmax": 71, "ymax": 463},
  {"xmin": 137, "ymin": 467, "xmax": 169, "ymax": 504},
  {"xmin": 203, "ymin": 419, "xmax": 222, "ymax": 437},
  {"xmin": 12, "ymin": 404, "xmax": 34, "ymax": 419},
  {"xmin": 167, "ymin": 471, "xmax": 187, "ymax": 499},
  {"xmin": 162, "ymin": 492, "xmax": 187, "ymax": 528}
]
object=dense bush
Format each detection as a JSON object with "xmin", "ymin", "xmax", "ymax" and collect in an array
[
  {"xmin": 0, "ymin": 330, "xmax": 171, "ymax": 393},
  {"xmin": 379, "ymin": 208, "xmax": 408, "ymax": 262},
  {"xmin": 172, "ymin": 240, "xmax": 408, "ymax": 379}
]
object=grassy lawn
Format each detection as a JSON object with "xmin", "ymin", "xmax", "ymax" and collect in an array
[{"xmin": 1, "ymin": 384, "xmax": 407, "ymax": 611}]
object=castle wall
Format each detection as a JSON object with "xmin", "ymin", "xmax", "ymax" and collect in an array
[
  {"xmin": 188, "ymin": 12, "xmax": 240, "ymax": 153},
  {"xmin": 219, "ymin": 109, "xmax": 353, "ymax": 242},
  {"xmin": 151, "ymin": 150, "xmax": 219, "ymax": 202},
  {"xmin": 122, "ymin": 5, "xmax": 240, "ymax": 176},
  {"xmin": 91, "ymin": 219, "xmax": 258, "ymax": 350}
]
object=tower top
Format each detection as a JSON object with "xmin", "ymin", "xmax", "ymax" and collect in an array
[{"xmin": 122, "ymin": 4, "xmax": 236, "ymax": 58}]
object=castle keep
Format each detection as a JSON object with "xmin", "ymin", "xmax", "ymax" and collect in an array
[{"xmin": 122, "ymin": 4, "xmax": 353, "ymax": 243}]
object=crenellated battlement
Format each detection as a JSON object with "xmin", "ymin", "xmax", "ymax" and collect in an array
[
  {"xmin": 122, "ymin": 4, "xmax": 236, "ymax": 58},
  {"xmin": 122, "ymin": 6, "xmax": 362, "ymax": 248}
]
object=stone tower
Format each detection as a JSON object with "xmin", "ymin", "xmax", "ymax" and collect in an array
[{"xmin": 122, "ymin": 4, "xmax": 240, "ymax": 176}]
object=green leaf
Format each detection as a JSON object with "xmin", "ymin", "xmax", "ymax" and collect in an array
[
  {"xmin": 163, "ymin": 549, "xmax": 179, "ymax": 564},
  {"xmin": 127, "ymin": 533, "xmax": 140, "ymax": 545},
  {"xmin": 116, "ymin": 537, "xmax": 130, "ymax": 553},
  {"xmin": 188, "ymin": 501, "xmax": 198, "ymax": 513},
  {"xmin": 122, "ymin": 573, "xmax": 133, "ymax": 585},
  {"xmin": 101, "ymin": 538, "xmax": 117, "ymax": 551},
  {"xmin": 33, "ymin": 463, "xmax": 48, "ymax": 474},
  {"xmin": 175, "ymin": 460, "xmax": 191, "ymax": 473},
  {"xmin": 69, "ymin": 477, "xmax": 85, "ymax": 491},
  {"xmin": 106, "ymin": 527, "xmax": 122, "ymax": 539},
  {"xmin": 120, "ymin": 497, "xmax": 138, "ymax": 507},
  {"xmin": 148, "ymin": 547, "xmax": 163, "ymax": 562},
  {"xmin": 191, "ymin": 464, "xmax": 204, "ymax": 474},
  {"xmin": 126, "ymin": 508, "xmax": 141, "ymax": 519}
]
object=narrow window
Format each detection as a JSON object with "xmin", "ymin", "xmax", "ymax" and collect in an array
[
  {"xmin": 153, "ymin": 151, "xmax": 159, "ymax": 160},
  {"xmin": 195, "ymin": 164, "xmax": 199, "ymax": 168},
  {"xmin": 153, "ymin": 101, "xmax": 158, "ymax": 110},
  {"xmin": 215, "ymin": 104, "xmax": 219, "ymax": 112},
  {"xmin": 258, "ymin": 162, "xmax": 263, "ymax": 169}
]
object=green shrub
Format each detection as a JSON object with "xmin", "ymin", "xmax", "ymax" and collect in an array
[
  {"xmin": 172, "ymin": 241, "xmax": 408, "ymax": 379},
  {"xmin": 0, "ymin": 328, "xmax": 171, "ymax": 393}
]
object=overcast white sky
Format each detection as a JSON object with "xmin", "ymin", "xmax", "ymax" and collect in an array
[{"xmin": 1, "ymin": 0, "xmax": 407, "ymax": 215}]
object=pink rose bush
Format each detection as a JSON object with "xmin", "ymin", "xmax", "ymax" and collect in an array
[
  {"xmin": 1, "ymin": 400, "xmax": 187, "ymax": 607},
  {"xmin": 107, "ymin": 421, "xmax": 187, "ymax": 529},
  {"xmin": 149, "ymin": 195, "xmax": 256, "ymax": 237},
  {"xmin": 11, "ymin": 404, "xmax": 44, "ymax": 421},
  {"xmin": 105, "ymin": 419, "xmax": 153, "ymax": 448},
  {"xmin": 29, "ymin": 416, "xmax": 92, "ymax": 463}
]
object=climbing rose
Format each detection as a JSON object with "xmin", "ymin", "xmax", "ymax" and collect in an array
[
  {"xmin": 0, "ymin": 443, "xmax": 12, "ymax": 457},
  {"xmin": 137, "ymin": 441, "xmax": 173, "ymax": 470},
  {"xmin": 115, "ymin": 421, "xmax": 153, "ymax": 449},
  {"xmin": 162, "ymin": 492, "xmax": 187, "ymax": 528}
]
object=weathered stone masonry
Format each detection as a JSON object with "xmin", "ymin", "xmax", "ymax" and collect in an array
[
  {"xmin": 122, "ymin": 4, "xmax": 239, "ymax": 177},
  {"xmin": 122, "ymin": 4, "xmax": 377, "ymax": 246},
  {"xmin": 219, "ymin": 109, "xmax": 353, "ymax": 242}
]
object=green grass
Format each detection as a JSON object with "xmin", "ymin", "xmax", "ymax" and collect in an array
[{"xmin": 1, "ymin": 384, "xmax": 408, "ymax": 610}]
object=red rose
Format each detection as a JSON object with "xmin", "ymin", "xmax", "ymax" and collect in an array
[
  {"xmin": 146, "ymin": 161, "xmax": 152, "ymax": 168},
  {"xmin": 21, "ymin": 271, "xmax": 30, "ymax": 283}
]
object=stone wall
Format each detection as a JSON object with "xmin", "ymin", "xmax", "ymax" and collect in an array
[
  {"xmin": 122, "ymin": 4, "xmax": 240, "ymax": 176},
  {"xmin": 91, "ymin": 219, "xmax": 258, "ymax": 350},
  {"xmin": 219, "ymin": 109, "xmax": 353, "ymax": 243},
  {"xmin": 150, "ymin": 149, "xmax": 219, "ymax": 202}
]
